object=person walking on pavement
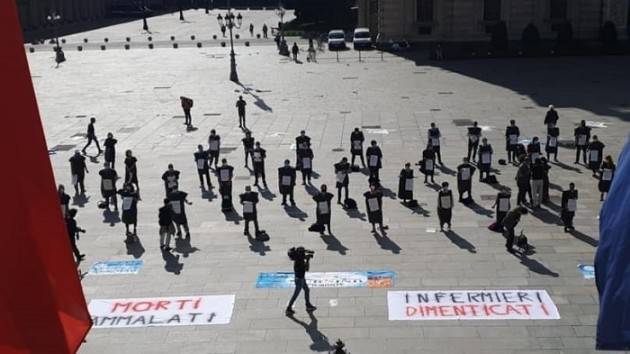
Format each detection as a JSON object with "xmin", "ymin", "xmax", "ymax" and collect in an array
[
  {"xmin": 420, "ymin": 144, "xmax": 436, "ymax": 184},
  {"xmin": 167, "ymin": 186, "xmax": 192, "ymax": 238},
  {"xmin": 364, "ymin": 184, "xmax": 385, "ymax": 233},
  {"xmin": 161, "ymin": 164, "xmax": 180, "ymax": 197},
  {"xmin": 240, "ymin": 185, "xmax": 260, "ymax": 236},
  {"xmin": 217, "ymin": 159, "xmax": 235, "ymax": 211},
  {"xmin": 313, "ymin": 184, "xmax": 334, "ymax": 235},
  {"xmin": 291, "ymin": 42, "xmax": 299, "ymax": 62},
  {"xmin": 124, "ymin": 150, "xmax": 140, "ymax": 195},
  {"xmin": 599, "ymin": 155, "xmax": 616, "ymax": 201},
  {"xmin": 252, "ymin": 142, "xmax": 268, "ymax": 188},
  {"xmin": 467, "ymin": 121, "xmax": 482, "ymax": 162},
  {"xmin": 236, "ymin": 96, "xmax": 247, "ymax": 128},
  {"xmin": 503, "ymin": 206, "xmax": 528, "ymax": 254},
  {"xmin": 574, "ymin": 120, "xmax": 591, "ymax": 164},
  {"xmin": 295, "ymin": 130, "xmax": 311, "ymax": 169},
  {"xmin": 398, "ymin": 163, "xmax": 414, "ymax": 205},
  {"xmin": 208, "ymin": 129, "xmax": 221, "ymax": 169},
  {"xmin": 478, "ymin": 138, "xmax": 493, "ymax": 182},
  {"xmin": 286, "ymin": 246, "xmax": 317, "ymax": 316},
  {"xmin": 194, "ymin": 145, "xmax": 212, "ymax": 190},
  {"xmin": 118, "ymin": 183, "xmax": 139, "ymax": 242},
  {"xmin": 587, "ymin": 135, "xmax": 605, "ymax": 177},
  {"xmin": 82, "ymin": 117, "xmax": 102, "ymax": 155},
  {"xmin": 66, "ymin": 208, "xmax": 85, "ymax": 262},
  {"xmin": 278, "ymin": 160, "xmax": 297, "ymax": 206},
  {"xmin": 505, "ymin": 120, "xmax": 520, "ymax": 164},
  {"xmin": 437, "ymin": 182, "xmax": 454, "ymax": 231},
  {"xmin": 104, "ymin": 132, "xmax": 117, "ymax": 169},
  {"xmin": 366, "ymin": 140, "xmax": 383, "ymax": 183},
  {"xmin": 59, "ymin": 184, "xmax": 71, "ymax": 219},
  {"xmin": 428, "ymin": 122, "xmax": 443, "ymax": 165},
  {"xmin": 180, "ymin": 96, "xmax": 194, "ymax": 127},
  {"xmin": 350, "ymin": 127, "xmax": 366, "ymax": 168},
  {"xmin": 527, "ymin": 137, "xmax": 542, "ymax": 163},
  {"xmin": 69, "ymin": 150, "xmax": 88, "ymax": 195},
  {"xmin": 561, "ymin": 183, "xmax": 578, "ymax": 232},
  {"xmin": 242, "ymin": 131, "xmax": 255, "ymax": 168},
  {"xmin": 159, "ymin": 198, "xmax": 175, "ymax": 251},
  {"xmin": 456, "ymin": 157, "xmax": 475, "ymax": 202},
  {"xmin": 334, "ymin": 157, "xmax": 350, "ymax": 205},
  {"xmin": 99, "ymin": 162, "xmax": 118, "ymax": 211}
]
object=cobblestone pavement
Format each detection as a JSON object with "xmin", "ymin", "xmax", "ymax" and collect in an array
[{"xmin": 26, "ymin": 13, "xmax": 630, "ymax": 353}]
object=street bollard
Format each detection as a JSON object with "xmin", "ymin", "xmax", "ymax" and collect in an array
[
  {"xmin": 221, "ymin": 42, "xmax": 226, "ymax": 47},
  {"xmin": 124, "ymin": 44, "xmax": 130, "ymax": 50},
  {"xmin": 245, "ymin": 41, "xmax": 250, "ymax": 46},
  {"xmin": 213, "ymin": 34, "xmax": 217, "ymax": 40},
  {"xmin": 191, "ymin": 35, "xmax": 195, "ymax": 40},
  {"xmin": 104, "ymin": 38, "xmax": 108, "ymax": 43},
  {"xmin": 171, "ymin": 36, "xmax": 175, "ymax": 41},
  {"xmin": 83, "ymin": 38, "xmax": 88, "ymax": 43},
  {"xmin": 148, "ymin": 43, "xmax": 154, "ymax": 49},
  {"xmin": 29, "ymin": 47, "xmax": 35, "ymax": 53},
  {"xmin": 197, "ymin": 42, "xmax": 202, "ymax": 48},
  {"xmin": 100, "ymin": 45, "xmax": 106, "ymax": 50},
  {"xmin": 77, "ymin": 46, "xmax": 82, "ymax": 51},
  {"xmin": 148, "ymin": 36, "xmax": 152, "ymax": 41},
  {"xmin": 173, "ymin": 43, "xmax": 178, "ymax": 48},
  {"xmin": 126, "ymin": 37, "xmax": 131, "ymax": 42},
  {"xmin": 61, "ymin": 39, "xmax": 66, "ymax": 44}
]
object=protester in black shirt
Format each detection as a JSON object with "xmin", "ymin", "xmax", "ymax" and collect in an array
[
  {"xmin": 242, "ymin": 131, "xmax": 255, "ymax": 167},
  {"xmin": 82, "ymin": 117, "xmax": 102, "ymax": 155},
  {"xmin": 397, "ymin": 163, "xmax": 414, "ymax": 204},
  {"xmin": 530, "ymin": 158, "xmax": 545, "ymax": 208},
  {"xmin": 66, "ymin": 208, "xmax": 85, "ymax": 262},
  {"xmin": 437, "ymin": 182, "xmax": 454, "ymax": 231},
  {"xmin": 58, "ymin": 184, "xmax": 71, "ymax": 219},
  {"xmin": 300, "ymin": 146, "xmax": 314, "ymax": 185},
  {"xmin": 158, "ymin": 199, "xmax": 175, "ymax": 251},
  {"xmin": 364, "ymin": 184, "xmax": 385, "ymax": 232},
  {"xmin": 492, "ymin": 189, "xmax": 511, "ymax": 231},
  {"xmin": 350, "ymin": 128, "xmax": 366, "ymax": 168},
  {"xmin": 295, "ymin": 131, "xmax": 311, "ymax": 170},
  {"xmin": 208, "ymin": 129, "xmax": 221, "ymax": 169},
  {"xmin": 428, "ymin": 122, "xmax": 443, "ymax": 165},
  {"xmin": 118, "ymin": 183, "xmax": 139, "ymax": 242},
  {"xmin": 286, "ymin": 247, "xmax": 317, "ymax": 316},
  {"xmin": 217, "ymin": 159, "xmax": 235, "ymax": 211},
  {"xmin": 546, "ymin": 125, "xmax": 560, "ymax": 162},
  {"xmin": 194, "ymin": 145, "xmax": 212, "ymax": 190},
  {"xmin": 561, "ymin": 183, "xmax": 578, "ymax": 232},
  {"xmin": 334, "ymin": 157, "xmax": 350, "ymax": 204},
  {"xmin": 574, "ymin": 120, "xmax": 591, "ymax": 164},
  {"xmin": 478, "ymin": 138, "xmax": 493, "ymax": 182},
  {"xmin": 240, "ymin": 186, "xmax": 260, "ymax": 236},
  {"xmin": 540, "ymin": 157, "xmax": 551, "ymax": 203},
  {"xmin": 587, "ymin": 135, "xmax": 605, "ymax": 177},
  {"xmin": 99, "ymin": 162, "xmax": 118, "ymax": 211},
  {"xmin": 278, "ymin": 160, "xmax": 297, "ymax": 206},
  {"xmin": 456, "ymin": 158, "xmax": 475, "ymax": 202},
  {"xmin": 69, "ymin": 150, "xmax": 88, "ymax": 195},
  {"xmin": 313, "ymin": 185, "xmax": 334, "ymax": 235},
  {"xmin": 104, "ymin": 132, "xmax": 117, "ymax": 169},
  {"xmin": 167, "ymin": 186, "xmax": 192, "ymax": 237},
  {"xmin": 252, "ymin": 142, "xmax": 268, "ymax": 188},
  {"xmin": 467, "ymin": 121, "xmax": 482, "ymax": 162},
  {"xmin": 544, "ymin": 105, "xmax": 559, "ymax": 129},
  {"xmin": 236, "ymin": 96, "xmax": 247, "ymax": 128},
  {"xmin": 420, "ymin": 144, "xmax": 436, "ymax": 184},
  {"xmin": 161, "ymin": 164, "xmax": 180, "ymax": 197},
  {"xmin": 599, "ymin": 156, "xmax": 616, "ymax": 201},
  {"xmin": 366, "ymin": 140, "xmax": 383, "ymax": 182},
  {"xmin": 124, "ymin": 150, "xmax": 139, "ymax": 193},
  {"xmin": 505, "ymin": 120, "xmax": 520, "ymax": 164}
]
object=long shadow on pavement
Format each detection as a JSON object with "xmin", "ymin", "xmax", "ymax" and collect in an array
[
  {"xmin": 372, "ymin": 230, "xmax": 401, "ymax": 254},
  {"xmin": 569, "ymin": 229, "xmax": 599, "ymax": 247},
  {"xmin": 287, "ymin": 312, "xmax": 334, "ymax": 353},
  {"xmin": 284, "ymin": 205, "xmax": 308, "ymax": 221},
  {"xmin": 126, "ymin": 237, "xmax": 145, "ymax": 259},
  {"xmin": 247, "ymin": 233, "xmax": 271, "ymax": 256},
  {"xmin": 319, "ymin": 233, "xmax": 349, "ymax": 255},
  {"xmin": 102, "ymin": 209, "xmax": 121, "ymax": 226},
  {"xmin": 162, "ymin": 249, "xmax": 183, "ymax": 275},
  {"xmin": 444, "ymin": 230, "xmax": 476, "ymax": 253},
  {"xmin": 514, "ymin": 253, "xmax": 559, "ymax": 277},
  {"xmin": 462, "ymin": 200, "xmax": 494, "ymax": 218},
  {"xmin": 175, "ymin": 235, "xmax": 199, "ymax": 258}
]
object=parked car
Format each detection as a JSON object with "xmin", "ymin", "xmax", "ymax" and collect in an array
[
  {"xmin": 328, "ymin": 30, "xmax": 346, "ymax": 50},
  {"xmin": 353, "ymin": 28, "xmax": 372, "ymax": 49}
]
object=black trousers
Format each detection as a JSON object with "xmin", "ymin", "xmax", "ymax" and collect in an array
[
  {"xmin": 575, "ymin": 146, "xmax": 587, "ymax": 163},
  {"xmin": 369, "ymin": 168, "xmax": 380, "ymax": 180},
  {"xmin": 434, "ymin": 147, "xmax": 443, "ymax": 163},
  {"xmin": 282, "ymin": 190, "xmax": 295, "ymax": 205},
  {"xmin": 184, "ymin": 108, "xmax": 192, "ymax": 126},
  {"xmin": 517, "ymin": 183, "xmax": 530, "ymax": 205},
  {"xmin": 467, "ymin": 142, "xmax": 479, "ymax": 161},
  {"xmin": 507, "ymin": 146, "xmax": 517, "ymax": 162},
  {"xmin": 245, "ymin": 219, "xmax": 260, "ymax": 234},
  {"xmin": 302, "ymin": 170, "xmax": 312, "ymax": 183},
  {"xmin": 244, "ymin": 150, "xmax": 253, "ymax": 166},
  {"xmin": 208, "ymin": 152, "xmax": 219, "ymax": 168},
  {"xmin": 74, "ymin": 174, "xmax": 86, "ymax": 194},
  {"xmin": 83, "ymin": 135, "xmax": 101, "ymax": 153},
  {"xmin": 287, "ymin": 277, "xmax": 312, "ymax": 309},
  {"xmin": 337, "ymin": 185, "xmax": 349, "ymax": 203},
  {"xmin": 198, "ymin": 170, "xmax": 212, "ymax": 188},
  {"xmin": 351, "ymin": 153, "xmax": 365, "ymax": 167},
  {"xmin": 496, "ymin": 211, "xmax": 506, "ymax": 227},
  {"xmin": 69, "ymin": 236, "xmax": 81, "ymax": 260},
  {"xmin": 254, "ymin": 168, "xmax": 267, "ymax": 186},
  {"xmin": 505, "ymin": 226, "xmax": 515, "ymax": 250},
  {"xmin": 238, "ymin": 111, "xmax": 246, "ymax": 127}
]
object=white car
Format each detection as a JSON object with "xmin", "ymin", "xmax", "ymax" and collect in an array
[
  {"xmin": 328, "ymin": 30, "xmax": 346, "ymax": 50},
  {"xmin": 353, "ymin": 28, "xmax": 372, "ymax": 49}
]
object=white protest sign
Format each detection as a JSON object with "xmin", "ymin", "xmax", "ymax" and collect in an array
[
  {"xmin": 89, "ymin": 295, "xmax": 235, "ymax": 328},
  {"xmin": 388, "ymin": 290, "xmax": 559, "ymax": 320}
]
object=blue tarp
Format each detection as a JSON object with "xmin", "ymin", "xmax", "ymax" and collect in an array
[{"xmin": 595, "ymin": 134, "xmax": 630, "ymax": 350}]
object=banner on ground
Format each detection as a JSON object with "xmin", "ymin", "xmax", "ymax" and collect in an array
[
  {"xmin": 89, "ymin": 295, "xmax": 235, "ymax": 328},
  {"xmin": 388, "ymin": 290, "xmax": 560, "ymax": 320},
  {"xmin": 256, "ymin": 271, "xmax": 395, "ymax": 289},
  {"xmin": 88, "ymin": 260, "xmax": 143, "ymax": 275}
]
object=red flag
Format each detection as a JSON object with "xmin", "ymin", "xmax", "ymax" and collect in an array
[{"xmin": 0, "ymin": 2, "xmax": 92, "ymax": 353}]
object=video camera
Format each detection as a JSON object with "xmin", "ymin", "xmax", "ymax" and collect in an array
[{"xmin": 288, "ymin": 246, "xmax": 314, "ymax": 261}]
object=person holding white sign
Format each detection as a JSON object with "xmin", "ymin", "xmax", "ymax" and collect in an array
[
  {"xmin": 167, "ymin": 186, "xmax": 192, "ymax": 238},
  {"xmin": 561, "ymin": 183, "xmax": 578, "ymax": 232},
  {"xmin": 69, "ymin": 150, "xmax": 88, "ymax": 195},
  {"xmin": 313, "ymin": 184, "xmax": 334, "ymax": 235},
  {"xmin": 124, "ymin": 150, "xmax": 139, "ymax": 195},
  {"xmin": 467, "ymin": 121, "xmax": 482, "ymax": 162},
  {"xmin": 456, "ymin": 157, "xmax": 476, "ymax": 203},
  {"xmin": 240, "ymin": 186, "xmax": 260, "ymax": 236},
  {"xmin": 364, "ymin": 184, "xmax": 385, "ymax": 233},
  {"xmin": 98, "ymin": 162, "xmax": 118, "ymax": 211},
  {"xmin": 544, "ymin": 105, "xmax": 559, "ymax": 129},
  {"xmin": 300, "ymin": 146, "xmax": 315, "ymax": 185},
  {"xmin": 420, "ymin": 144, "xmax": 436, "ymax": 184},
  {"xmin": 241, "ymin": 131, "xmax": 255, "ymax": 168},
  {"xmin": 491, "ymin": 189, "xmax": 511, "ymax": 232},
  {"xmin": 252, "ymin": 142, "xmax": 268, "ymax": 189},
  {"xmin": 350, "ymin": 127, "xmax": 366, "ymax": 168},
  {"xmin": 180, "ymin": 96, "xmax": 193, "ymax": 127},
  {"xmin": 587, "ymin": 135, "xmax": 605, "ymax": 177},
  {"xmin": 161, "ymin": 164, "xmax": 180, "ymax": 197},
  {"xmin": 117, "ymin": 183, "xmax": 139, "ymax": 242},
  {"xmin": 334, "ymin": 157, "xmax": 350, "ymax": 204},
  {"xmin": 598, "ymin": 155, "xmax": 615, "ymax": 201},
  {"xmin": 217, "ymin": 159, "xmax": 234, "ymax": 211},
  {"xmin": 527, "ymin": 137, "xmax": 542, "ymax": 164},
  {"xmin": 545, "ymin": 124, "xmax": 560, "ymax": 162},
  {"xmin": 397, "ymin": 163, "xmax": 414, "ymax": 204},
  {"xmin": 574, "ymin": 120, "xmax": 591, "ymax": 164},
  {"xmin": 478, "ymin": 138, "xmax": 493, "ymax": 182},
  {"xmin": 158, "ymin": 198, "xmax": 175, "ymax": 251},
  {"xmin": 207, "ymin": 129, "xmax": 221, "ymax": 169},
  {"xmin": 278, "ymin": 160, "xmax": 297, "ymax": 206},
  {"xmin": 366, "ymin": 140, "xmax": 383, "ymax": 182},
  {"xmin": 58, "ymin": 185, "xmax": 71, "ymax": 219},
  {"xmin": 505, "ymin": 120, "xmax": 520, "ymax": 164},
  {"xmin": 437, "ymin": 182, "xmax": 453, "ymax": 231},
  {"xmin": 427, "ymin": 122, "xmax": 443, "ymax": 165},
  {"xmin": 194, "ymin": 144, "xmax": 212, "ymax": 190},
  {"xmin": 104, "ymin": 132, "xmax": 117, "ymax": 169},
  {"xmin": 295, "ymin": 130, "xmax": 311, "ymax": 170}
]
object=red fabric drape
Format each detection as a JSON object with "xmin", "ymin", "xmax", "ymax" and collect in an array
[{"xmin": 0, "ymin": 2, "xmax": 92, "ymax": 353}]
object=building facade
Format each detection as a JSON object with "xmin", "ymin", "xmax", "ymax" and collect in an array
[
  {"xmin": 358, "ymin": 0, "xmax": 630, "ymax": 42},
  {"xmin": 16, "ymin": 0, "xmax": 114, "ymax": 32}
]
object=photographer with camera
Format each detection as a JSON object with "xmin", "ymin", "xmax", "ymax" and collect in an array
[{"xmin": 286, "ymin": 247, "xmax": 317, "ymax": 316}]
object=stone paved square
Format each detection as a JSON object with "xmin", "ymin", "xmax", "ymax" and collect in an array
[{"xmin": 26, "ymin": 9, "xmax": 630, "ymax": 354}]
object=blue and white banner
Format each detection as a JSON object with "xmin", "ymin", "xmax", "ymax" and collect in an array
[
  {"xmin": 256, "ymin": 271, "xmax": 395, "ymax": 289},
  {"xmin": 578, "ymin": 264, "xmax": 594, "ymax": 279},
  {"xmin": 88, "ymin": 260, "xmax": 143, "ymax": 275}
]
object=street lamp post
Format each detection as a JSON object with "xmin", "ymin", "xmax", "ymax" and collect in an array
[
  {"xmin": 217, "ymin": 9, "xmax": 243, "ymax": 83},
  {"xmin": 178, "ymin": 0, "xmax": 184, "ymax": 21},
  {"xmin": 275, "ymin": 5, "xmax": 285, "ymax": 40},
  {"xmin": 141, "ymin": 0, "xmax": 149, "ymax": 31},
  {"xmin": 46, "ymin": 13, "xmax": 65, "ymax": 65}
]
